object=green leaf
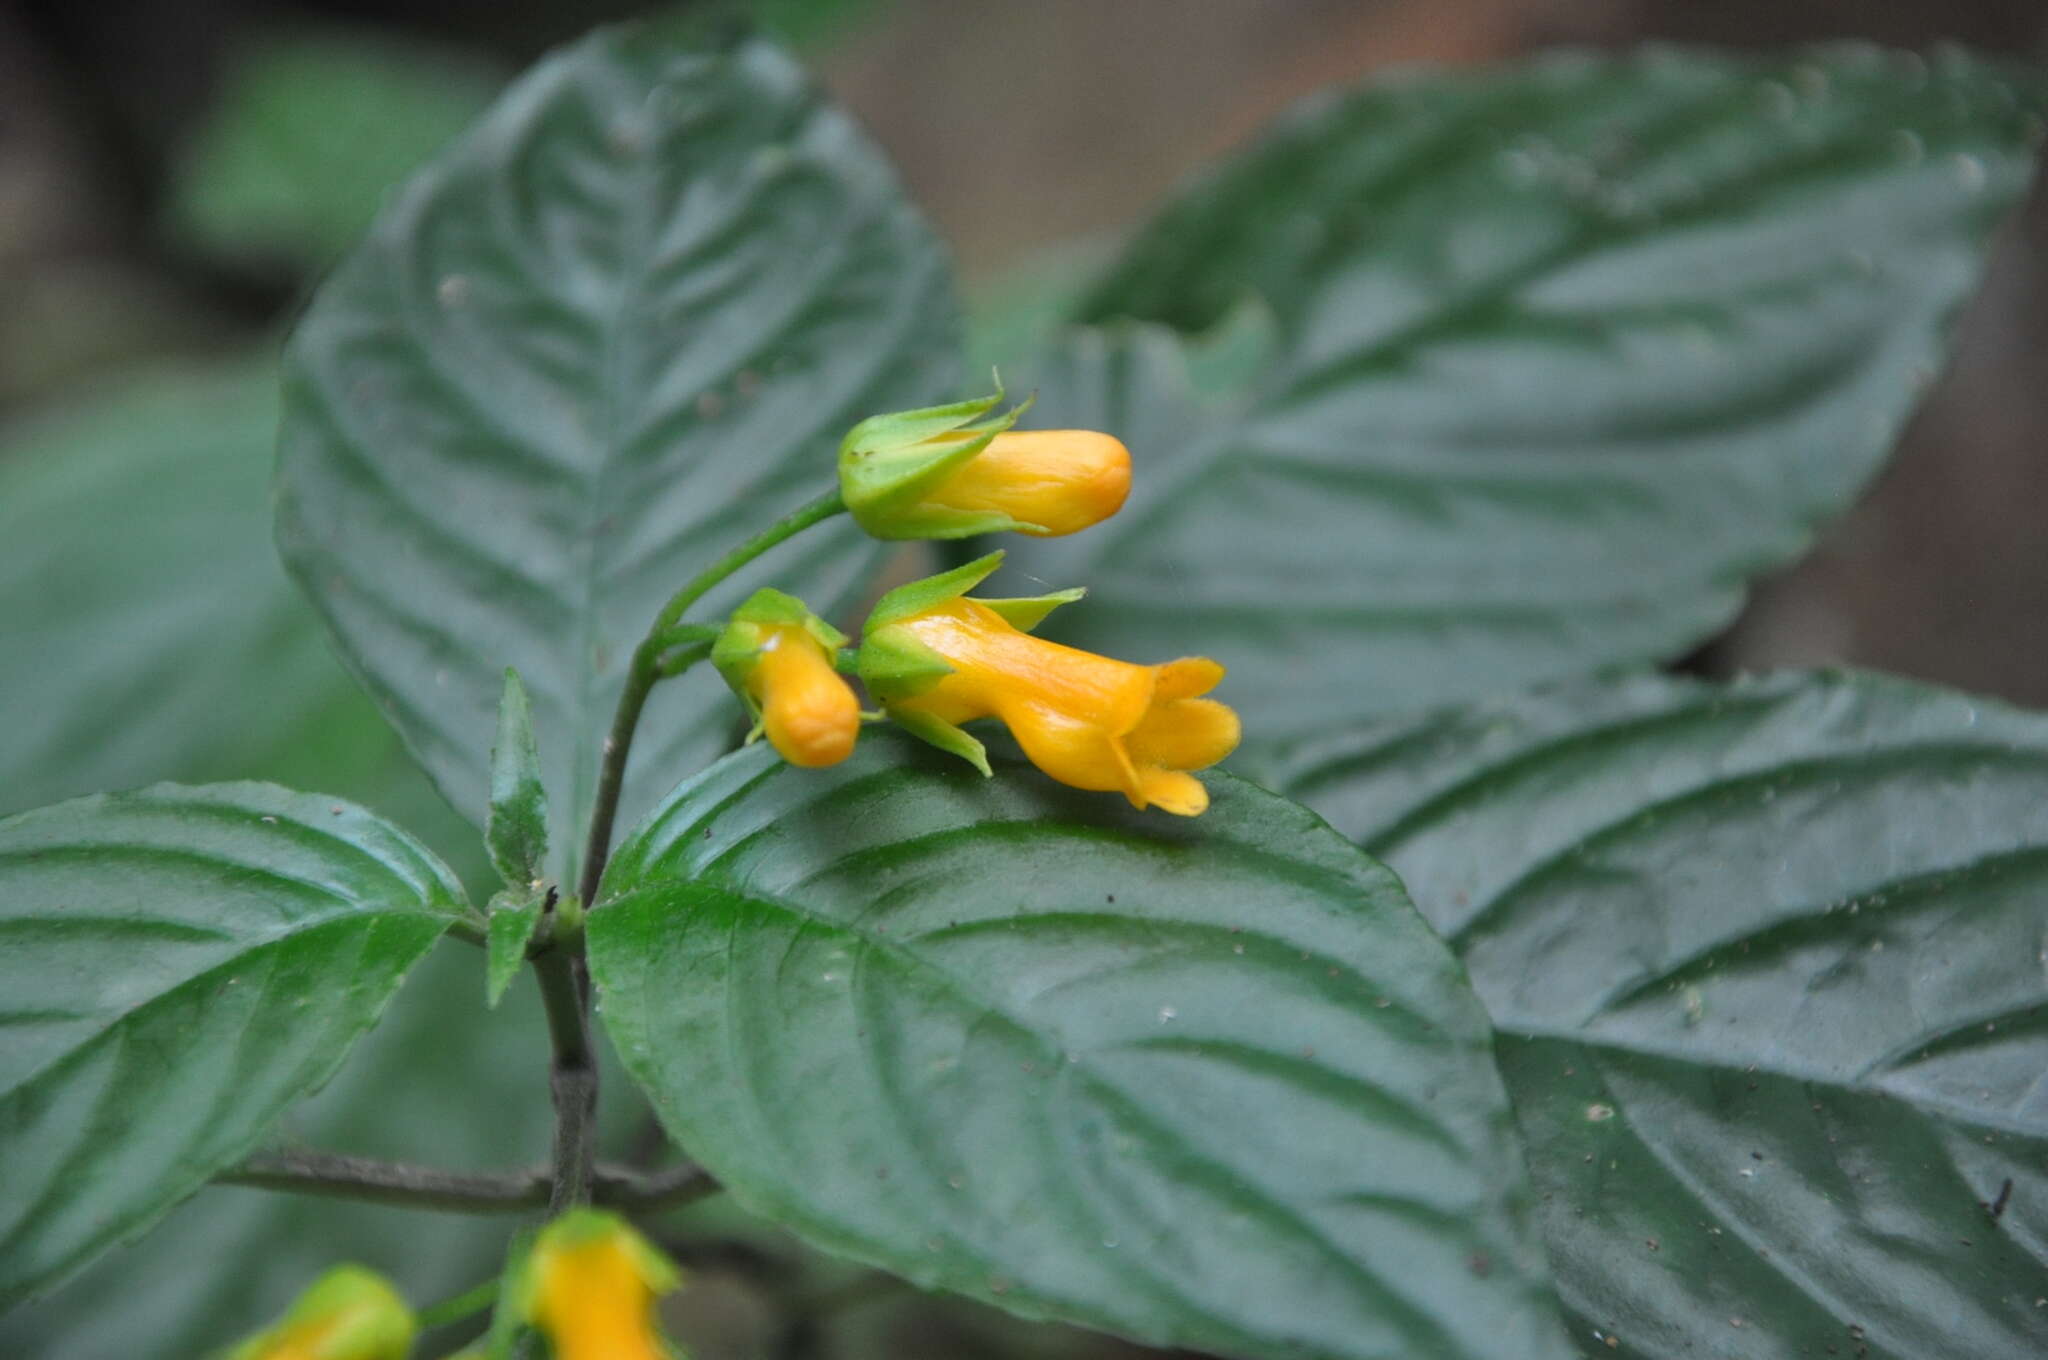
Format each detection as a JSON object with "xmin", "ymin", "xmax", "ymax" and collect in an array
[
  {"xmin": 588, "ymin": 735, "xmax": 1573, "ymax": 1360},
  {"xmin": 0, "ymin": 362, "xmax": 450, "ymax": 827},
  {"xmin": 0, "ymin": 365, "xmax": 515, "ymax": 1350},
  {"xmin": 487, "ymin": 668, "xmax": 548, "ymax": 887},
  {"xmin": 276, "ymin": 20, "xmax": 960, "ymax": 880},
  {"xmin": 1265, "ymin": 670, "xmax": 2048, "ymax": 1358},
  {"xmin": 168, "ymin": 28, "xmax": 503, "ymax": 271},
  {"xmin": 484, "ymin": 885, "xmax": 549, "ymax": 1009},
  {"xmin": 0, "ymin": 782, "xmax": 468, "ymax": 1305},
  {"xmin": 1017, "ymin": 47, "xmax": 2045, "ymax": 736},
  {"xmin": 0, "ymin": 947, "xmax": 555, "ymax": 1355}
]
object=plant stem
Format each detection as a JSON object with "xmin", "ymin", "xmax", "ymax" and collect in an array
[
  {"xmin": 534, "ymin": 950, "xmax": 599, "ymax": 1213},
  {"xmin": 537, "ymin": 486, "xmax": 846, "ymax": 1230},
  {"xmin": 216, "ymin": 1150, "xmax": 717, "ymax": 1215},
  {"xmin": 219, "ymin": 1150, "xmax": 550, "ymax": 1213},
  {"xmin": 575, "ymin": 486, "xmax": 847, "ymax": 909},
  {"xmin": 417, "ymin": 1277, "xmax": 500, "ymax": 1329}
]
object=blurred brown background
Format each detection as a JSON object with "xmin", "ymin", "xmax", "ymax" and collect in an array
[{"xmin": 2, "ymin": 3, "xmax": 2045, "ymax": 1354}]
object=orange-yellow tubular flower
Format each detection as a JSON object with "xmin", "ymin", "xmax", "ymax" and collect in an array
[
  {"xmin": 224, "ymin": 1265, "xmax": 415, "ymax": 1360},
  {"xmin": 901, "ymin": 428, "xmax": 1130, "ymax": 538},
  {"xmin": 712, "ymin": 589, "xmax": 860, "ymax": 769},
  {"xmin": 856, "ymin": 554, "xmax": 1239, "ymax": 815},
  {"xmin": 837, "ymin": 386, "xmax": 1131, "ymax": 540},
  {"xmin": 523, "ymin": 1211, "xmax": 682, "ymax": 1360}
]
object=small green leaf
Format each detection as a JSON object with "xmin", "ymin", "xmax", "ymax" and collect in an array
[
  {"xmin": 484, "ymin": 885, "xmax": 548, "ymax": 1009},
  {"xmin": 589, "ymin": 735, "xmax": 1573, "ymax": 1360},
  {"xmin": 0, "ymin": 782, "xmax": 468, "ymax": 1305},
  {"xmin": 1020, "ymin": 46, "xmax": 2047, "ymax": 737},
  {"xmin": 276, "ymin": 21, "xmax": 959, "ymax": 879},
  {"xmin": 486, "ymin": 668, "xmax": 548, "ymax": 888},
  {"xmin": 1266, "ymin": 671, "xmax": 2048, "ymax": 1358}
]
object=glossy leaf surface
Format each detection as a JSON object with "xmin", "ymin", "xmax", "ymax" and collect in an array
[
  {"xmin": 1265, "ymin": 671, "xmax": 2048, "ymax": 1358},
  {"xmin": 0, "ymin": 783, "xmax": 467, "ymax": 1304},
  {"xmin": 0, "ymin": 364, "xmax": 442, "ymax": 825},
  {"xmin": 590, "ymin": 736, "xmax": 1572, "ymax": 1360},
  {"xmin": 277, "ymin": 21, "xmax": 959, "ymax": 876},
  {"xmin": 1021, "ymin": 47, "xmax": 2045, "ymax": 736}
]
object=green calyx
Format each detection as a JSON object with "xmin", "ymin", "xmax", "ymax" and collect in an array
[
  {"xmin": 223, "ymin": 1264, "xmax": 416, "ymax": 1360},
  {"xmin": 518, "ymin": 1210, "xmax": 683, "ymax": 1319},
  {"xmin": 836, "ymin": 382, "xmax": 1037, "ymax": 539},
  {"xmin": 711, "ymin": 588, "xmax": 848, "ymax": 701},
  {"xmin": 862, "ymin": 550, "xmax": 1085, "ymax": 637}
]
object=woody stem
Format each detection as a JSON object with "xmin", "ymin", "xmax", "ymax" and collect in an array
[
  {"xmin": 535, "ymin": 948, "xmax": 599, "ymax": 1212},
  {"xmin": 217, "ymin": 1149, "xmax": 716, "ymax": 1214}
]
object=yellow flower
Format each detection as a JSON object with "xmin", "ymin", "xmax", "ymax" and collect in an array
[
  {"xmin": 837, "ymin": 386, "xmax": 1130, "ymax": 540},
  {"xmin": 522, "ymin": 1211, "xmax": 682, "ymax": 1360},
  {"xmin": 224, "ymin": 1265, "xmax": 414, "ymax": 1360},
  {"xmin": 712, "ymin": 588, "xmax": 860, "ymax": 768},
  {"xmin": 889, "ymin": 428, "xmax": 1129, "ymax": 538},
  {"xmin": 857, "ymin": 554, "xmax": 1239, "ymax": 815}
]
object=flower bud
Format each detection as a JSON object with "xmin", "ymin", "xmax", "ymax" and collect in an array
[
  {"xmin": 224, "ymin": 1264, "xmax": 415, "ymax": 1360},
  {"xmin": 916, "ymin": 429, "xmax": 1130, "ymax": 538},
  {"xmin": 712, "ymin": 588, "xmax": 860, "ymax": 768},
  {"xmin": 521, "ymin": 1211, "xmax": 682, "ymax": 1360},
  {"xmin": 837, "ymin": 386, "xmax": 1129, "ymax": 540}
]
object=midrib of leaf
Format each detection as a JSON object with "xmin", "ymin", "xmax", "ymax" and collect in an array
[{"xmin": 569, "ymin": 106, "xmax": 662, "ymax": 883}]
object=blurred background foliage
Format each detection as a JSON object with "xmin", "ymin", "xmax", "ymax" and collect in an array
[{"xmin": 1, "ymin": 0, "xmax": 2045, "ymax": 1356}]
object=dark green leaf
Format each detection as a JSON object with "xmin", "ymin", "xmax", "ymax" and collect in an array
[
  {"xmin": 1266, "ymin": 670, "xmax": 2048, "ymax": 1358},
  {"xmin": 484, "ymin": 885, "xmax": 547, "ymax": 1009},
  {"xmin": 0, "ymin": 363, "xmax": 448, "ymax": 829},
  {"xmin": 1020, "ymin": 47, "xmax": 2045, "ymax": 735},
  {"xmin": 168, "ymin": 29, "xmax": 503, "ymax": 271},
  {"xmin": 0, "ymin": 782, "xmax": 468, "ymax": 1305},
  {"xmin": 487, "ymin": 668, "xmax": 548, "ymax": 886},
  {"xmin": 276, "ymin": 21, "xmax": 959, "ymax": 880},
  {"xmin": 0, "ymin": 947, "xmax": 556, "ymax": 1356},
  {"xmin": 0, "ymin": 364, "xmax": 511, "ymax": 1351},
  {"xmin": 588, "ymin": 735, "xmax": 1573, "ymax": 1360}
]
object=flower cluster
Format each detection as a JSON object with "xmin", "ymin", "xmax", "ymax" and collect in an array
[
  {"xmin": 227, "ymin": 1214, "xmax": 683, "ymax": 1360},
  {"xmin": 713, "ymin": 387, "xmax": 1238, "ymax": 814}
]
